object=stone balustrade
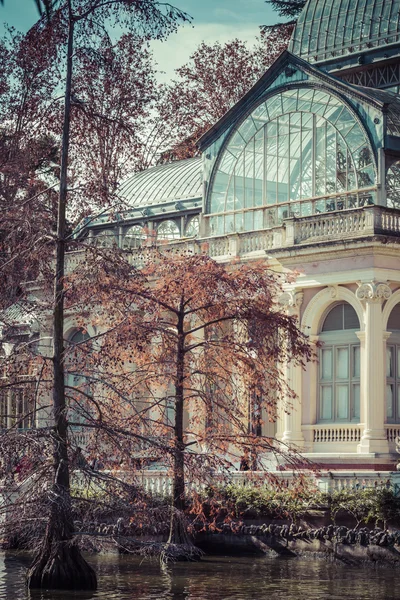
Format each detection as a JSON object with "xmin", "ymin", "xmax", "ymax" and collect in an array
[
  {"xmin": 307, "ymin": 424, "xmax": 363, "ymax": 444},
  {"xmin": 65, "ymin": 205, "xmax": 400, "ymax": 272},
  {"xmin": 137, "ymin": 469, "xmax": 400, "ymax": 496},
  {"xmin": 386, "ymin": 425, "xmax": 400, "ymax": 443},
  {"xmin": 293, "ymin": 209, "xmax": 371, "ymax": 244}
]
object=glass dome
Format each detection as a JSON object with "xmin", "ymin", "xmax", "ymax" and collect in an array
[
  {"xmin": 207, "ymin": 86, "xmax": 376, "ymax": 235},
  {"xmin": 118, "ymin": 157, "xmax": 203, "ymax": 207},
  {"xmin": 289, "ymin": 0, "xmax": 400, "ymax": 64}
]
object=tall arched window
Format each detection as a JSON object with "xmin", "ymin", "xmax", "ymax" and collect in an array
[
  {"xmin": 386, "ymin": 161, "xmax": 400, "ymax": 209},
  {"xmin": 386, "ymin": 303, "xmax": 400, "ymax": 423},
  {"xmin": 208, "ymin": 87, "xmax": 376, "ymax": 235},
  {"xmin": 318, "ymin": 302, "xmax": 360, "ymax": 422},
  {"xmin": 123, "ymin": 225, "xmax": 147, "ymax": 249},
  {"xmin": 185, "ymin": 216, "xmax": 200, "ymax": 238}
]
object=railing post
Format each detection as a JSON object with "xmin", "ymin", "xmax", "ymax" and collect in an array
[
  {"xmin": 284, "ymin": 218, "xmax": 295, "ymax": 246},
  {"xmin": 272, "ymin": 229, "xmax": 282, "ymax": 248},
  {"xmin": 228, "ymin": 234, "xmax": 240, "ymax": 256}
]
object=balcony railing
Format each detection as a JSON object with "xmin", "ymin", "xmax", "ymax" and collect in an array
[
  {"xmin": 306, "ymin": 424, "xmax": 363, "ymax": 444},
  {"xmin": 65, "ymin": 205, "xmax": 400, "ymax": 272}
]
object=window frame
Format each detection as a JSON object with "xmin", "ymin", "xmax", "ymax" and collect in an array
[
  {"xmin": 386, "ymin": 333, "xmax": 400, "ymax": 424},
  {"xmin": 318, "ymin": 332, "xmax": 361, "ymax": 423}
]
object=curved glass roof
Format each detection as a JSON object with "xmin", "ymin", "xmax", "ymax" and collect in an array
[
  {"xmin": 207, "ymin": 87, "xmax": 376, "ymax": 235},
  {"xmin": 118, "ymin": 157, "xmax": 203, "ymax": 207},
  {"xmin": 289, "ymin": 0, "xmax": 400, "ymax": 64}
]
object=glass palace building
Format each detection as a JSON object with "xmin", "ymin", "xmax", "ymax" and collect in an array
[{"xmin": 4, "ymin": 0, "xmax": 400, "ymax": 476}]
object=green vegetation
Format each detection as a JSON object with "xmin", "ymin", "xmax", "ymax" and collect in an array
[
  {"xmin": 204, "ymin": 483, "xmax": 400, "ymax": 528},
  {"xmin": 329, "ymin": 488, "xmax": 400, "ymax": 529}
]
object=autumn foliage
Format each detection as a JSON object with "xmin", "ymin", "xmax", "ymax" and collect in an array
[{"xmin": 153, "ymin": 26, "xmax": 294, "ymax": 162}]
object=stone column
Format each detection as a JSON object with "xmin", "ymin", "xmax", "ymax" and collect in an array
[
  {"xmin": 278, "ymin": 290, "xmax": 305, "ymax": 448},
  {"xmin": 356, "ymin": 281, "xmax": 391, "ymax": 454}
]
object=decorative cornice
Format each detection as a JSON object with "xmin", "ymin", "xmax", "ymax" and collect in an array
[{"xmin": 356, "ymin": 281, "xmax": 392, "ymax": 303}]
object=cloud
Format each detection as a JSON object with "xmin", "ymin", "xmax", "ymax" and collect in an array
[
  {"xmin": 150, "ymin": 22, "xmax": 261, "ymax": 83},
  {"xmin": 212, "ymin": 8, "xmax": 243, "ymax": 22}
]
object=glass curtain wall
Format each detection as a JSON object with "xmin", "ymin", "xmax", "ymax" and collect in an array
[{"xmin": 208, "ymin": 87, "xmax": 376, "ymax": 236}]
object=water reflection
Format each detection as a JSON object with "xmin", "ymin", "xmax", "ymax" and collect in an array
[{"xmin": 0, "ymin": 552, "xmax": 399, "ymax": 600}]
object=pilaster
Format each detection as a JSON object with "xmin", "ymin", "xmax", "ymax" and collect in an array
[
  {"xmin": 356, "ymin": 281, "xmax": 391, "ymax": 454},
  {"xmin": 278, "ymin": 290, "xmax": 305, "ymax": 448}
]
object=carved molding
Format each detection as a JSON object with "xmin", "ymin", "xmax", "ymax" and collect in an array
[
  {"xmin": 356, "ymin": 281, "xmax": 392, "ymax": 303},
  {"xmin": 279, "ymin": 291, "xmax": 304, "ymax": 311},
  {"xmin": 327, "ymin": 285, "xmax": 338, "ymax": 299}
]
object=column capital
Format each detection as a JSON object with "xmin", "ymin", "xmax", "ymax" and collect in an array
[
  {"xmin": 279, "ymin": 290, "xmax": 304, "ymax": 314},
  {"xmin": 355, "ymin": 331, "xmax": 365, "ymax": 343},
  {"xmin": 356, "ymin": 281, "xmax": 392, "ymax": 304}
]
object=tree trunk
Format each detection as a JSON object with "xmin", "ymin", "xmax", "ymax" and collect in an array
[
  {"xmin": 173, "ymin": 304, "xmax": 186, "ymax": 515},
  {"xmin": 164, "ymin": 302, "xmax": 200, "ymax": 559},
  {"xmin": 27, "ymin": 7, "xmax": 96, "ymax": 590}
]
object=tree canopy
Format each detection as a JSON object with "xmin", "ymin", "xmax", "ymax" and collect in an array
[{"xmin": 265, "ymin": 0, "xmax": 306, "ymax": 19}]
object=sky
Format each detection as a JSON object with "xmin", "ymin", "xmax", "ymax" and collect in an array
[{"xmin": 0, "ymin": 0, "xmax": 281, "ymax": 80}]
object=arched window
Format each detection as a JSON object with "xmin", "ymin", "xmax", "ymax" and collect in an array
[
  {"xmin": 123, "ymin": 225, "xmax": 147, "ymax": 249},
  {"xmin": 185, "ymin": 216, "xmax": 200, "ymax": 238},
  {"xmin": 386, "ymin": 303, "xmax": 400, "ymax": 423},
  {"xmin": 93, "ymin": 230, "xmax": 118, "ymax": 248},
  {"xmin": 318, "ymin": 302, "xmax": 360, "ymax": 423},
  {"xmin": 157, "ymin": 220, "xmax": 180, "ymax": 241},
  {"xmin": 386, "ymin": 161, "xmax": 400, "ymax": 209},
  {"xmin": 207, "ymin": 87, "xmax": 375, "ymax": 235},
  {"xmin": 0, "ymin": 348, "xmax": 35, "ymax": 430}
]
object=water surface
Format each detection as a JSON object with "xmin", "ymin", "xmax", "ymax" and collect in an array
[{"xmin": 0, "ymin": 553, "xmax": 398, "ymax": 600}]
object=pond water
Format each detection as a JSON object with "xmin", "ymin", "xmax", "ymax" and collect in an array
[{"xmin": 1, "ymin": 553, "xmax": 399, "ymax": 600}]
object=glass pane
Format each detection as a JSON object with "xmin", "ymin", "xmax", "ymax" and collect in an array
[
  {"xmin": 388, "ymin": 304, "xmax": 400, "ymax": 330},
  {"xmin": 244, "ymin": 142, "xmax": 254, "ymax": 209},
  {"xmin": 325, "ymin": 124, "xmax": 336, "ymax": 194},
  {"xmin": 336, "ymin": 348, "xmax": 349, "ymax": 379},
  {"xmin": 346, "ymin": 125, "xmax": 366, "ymax": 153},
  {"xmin": 353, "ymin": 346, "xmax": 360, "ymax": 378},
  {"xmin": 321, "ymin": 386, "xmax": 332, "ymax": 420},
  {"xmin": 254, "ymin": 210, "xmax": 264, "ymax": 230},
  {"xmin": 157, "ymin": 220, "xmax": 180, "ymax": 240},
  {"xmin": 235, "ymin": 212, "xmax": 244, "ymax": 232},
  {"xmin": 185, "ymin": 216, "xmax": 199, "ymax": 237},
  {"xmin": 315, "ymin": 119, "xmax": 326, "ymax": 196},
  {"xmin": 219, "ymin": 151, "xmax": 236, "ymax": 174},
  {"xmin": 398, "ymin": 347, "xmax": 400, "ymax": 376},
  {"xmin": 344, "ymin": 304, "xmax": 359, "ymax": 329},
  {"xmin": 322, "ymin": 305, "xmax": 343, "ymax": 331},
  {"xmin": 227, "ymin": 131, "xmax": 246, "ymax": 157},
  {"xmin": 238, "ymin": 117, "xmax": 257, "ymax": 143},
  {"xmin": 225, "ymin": 213, "xmax": 234, "ymax": 233},
  {"xmin": 336, "ymin": 385, "xmax": 349, "ymax": 419},
  {"xmin": 398, "ymin": 384, "xmax": 400, "ymax": 420},
  {"xmin": 387, "ymin": 384, "xmax": 394, "ymax": 418},
  {"xmin": 300, "ymin": 114, "xmax": 313, "ymax": 199},
  {"xmin": 244, "ymin": 211, "xmax": 253, "ymax": 232},
  {"xmin": 321, "ymin": 348, "xmax": 332, "ymax": 380},
  {"xmin": 353, "ymin": 385, "xmax": 360, "ymax": 420},
  {"xmin": 124, "ymin": 225, "xmax": 146, "ymax": 249},
  {"xmin": 387, "ymin": 346, "xmax": 394, "ymax": 378},
  {"xmin": 234, "ymin": 155, "xmax": 245, "ymax": 210}
]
